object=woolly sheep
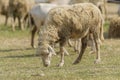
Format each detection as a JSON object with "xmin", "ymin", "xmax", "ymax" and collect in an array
[
  {"xmin": 36, "ymin": 3, "xmax": 104, "ymax": 67},
  {"xmin": 29, "ymin": 0, "xmax": 101, "ymax": 56}
]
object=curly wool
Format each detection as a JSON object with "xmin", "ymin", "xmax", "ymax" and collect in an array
[{"xmin": 39, "ymin": 3, "xmax": 104, "ymax": 45}]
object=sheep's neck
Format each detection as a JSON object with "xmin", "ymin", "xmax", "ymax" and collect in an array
[{"xmin": 39, "ymin": 26, "xmax": 59, "ymax": 46}]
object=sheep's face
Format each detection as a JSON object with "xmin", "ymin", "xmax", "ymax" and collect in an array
[
  {"xmin": 41, "ymin": 49, "xmax": 52, "ymax": 67},
  {"xmin": 36, "ymin": 44, "xmax": 56, "ymax": 67}
]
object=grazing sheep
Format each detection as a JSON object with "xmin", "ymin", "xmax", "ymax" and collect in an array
[
  {"xmin": 36, "ymin": 3, "xmax": 104, "ymax": 67},
  {"xmin": 108, "ymin": 17, "xmax": 120, "ymax": 38}
]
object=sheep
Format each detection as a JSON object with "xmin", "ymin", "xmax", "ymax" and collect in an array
[
  {"xmin": 29, "ymin": 3, "xmax": 58, "ymax": 48},
  {"xmin": 0, "ymin": 0, "xmax": 9, "ymax": 25},
  {"xmin": 8, "ymin": 0, "xmax": 35, "ymax": 31},
  {"xmin": 29, "ymin": 3, "xmax": 99, "ymax": 56},
  {"xmin": 36, "ymin": 3, "xmax": 104, "ymax": 67},
  {"xmin": 108, "ymin": 17, "xmax": 120, "ymax": 38}
]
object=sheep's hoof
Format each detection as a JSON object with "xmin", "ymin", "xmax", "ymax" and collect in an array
[
  {"xmin": 73, "ymin": 60, "xmax": 79, "ymax": 65},
  {"xmin": 57, "ymin": 63, "xmax": 64, "ymax": 67},
  {"xmin": 94, "ymin": 59, "xmax": 101, "ymax": 64}
]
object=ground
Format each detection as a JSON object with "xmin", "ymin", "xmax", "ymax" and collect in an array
[{"xmin": 0, "ymin": 3, "xmax": 120, "ymax": 80}]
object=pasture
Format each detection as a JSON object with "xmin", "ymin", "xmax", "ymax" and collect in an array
[{"xmin": 0, "ymin": 22, "xmax": 120, "ymax": 80}]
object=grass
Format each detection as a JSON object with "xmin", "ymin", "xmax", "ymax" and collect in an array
[{"xmin": 0, "ymin": 23, "xmax": 120, "ymax": 80}]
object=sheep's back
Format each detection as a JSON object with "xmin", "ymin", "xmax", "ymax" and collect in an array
[
  {"xmin": 46, "ymin": 3, "xmax": 102, "ymax": 31},
  {"xmin": 44, "ymin": 3, "xmax": 103, "ymax": 39}
]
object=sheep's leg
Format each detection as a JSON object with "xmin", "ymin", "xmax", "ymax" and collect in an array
[
  {"xmin": 56, "ymin": 47, "xmax": 69, "ymax": 56},
  {"xmin": 12, "ymin": 16, "xmax": 16, "ymax": 31},
  {"xmin": 93, "ymin": 33, "xmax": 101, "ymax": 64},
  {"xmin": 57, "ymin": 46, "xmax": 64, "ymax": 67},
  {"xmin": 77, "ymin": 39, "xmax": 81, "ymax": 54},
  {"xmin": 31, "ymin": 26, "xmax": 37, "ymax": 48},
  {"xmin": 18, "ymin": 18, "xmax": 24, "ymax": 31},
  {"xmin": 74, "ymin": 40, "xmax": 78, "ymax": 52},
  {"xmin": 89, "ymin": 41, "xmax": 96, "ymax": 54},
  {"xmin": 73, "ymin": 36, "xmax": 87, "ymax": 64},
  {"xmin": 58, "ymin": 40, "xmax": 66, "ymax": 67},
  {"xmin": 74, "ymin": 39, "xmax": 81, "ymax": 54},
  {"xmin": 5, "ymin": 15, "xmax": 8, "ymax": 26},
  {"xmin": 68, "ymin": 39, "xmax": 73, "ymax": 47},
  {"xmin": 63, "ymin": 47, "xmax": 69, "ymax": 55},
  {"xmin": 88, "ymin": 34, "xmax": 96, "ymax": 54}
]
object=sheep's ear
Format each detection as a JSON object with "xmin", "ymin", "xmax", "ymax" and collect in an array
[{"xmin": 48, "ymin": 45, "xmax": 56, "ymax": 56}]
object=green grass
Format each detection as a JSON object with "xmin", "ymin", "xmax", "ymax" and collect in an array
[
  {"xmin": 0, "ymin": 24, "xmax": 30, "ymax": 38},
  {"xmin": 0, "ymin": 23, "xmax": 120, "ymax": 80}
]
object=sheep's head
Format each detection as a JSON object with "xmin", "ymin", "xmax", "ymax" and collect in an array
[{"xmin": 36, "ymin": 42, "xmax": 56, "ymax": 67}]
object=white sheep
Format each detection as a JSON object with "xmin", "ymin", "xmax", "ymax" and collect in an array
[
  {"xmin": 29, "ymin": 3, "xmax": 57, "ymax": 48},
  {"xmin": 36, "ymin": 3, "xmax": 104, "ymax": 67},
  {"xmin": 29, "ymin": 1, "xmax": 70, "ymax": 48}
]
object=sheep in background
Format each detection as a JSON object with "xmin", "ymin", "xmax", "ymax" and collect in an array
[
  {"xmin": 8, "ymin": 0, "xmax": 35, "ymax": 31},
  {"xmin": 36, "ymin": 3, "xmax": 104, "ymax": 67},
  {"xmin": 0, "ymin": 0, "xmax": 9, "ymax": 25},
  {"xmin": 108, "ymin": 17, "xmax": 120, "ymax": 38}
]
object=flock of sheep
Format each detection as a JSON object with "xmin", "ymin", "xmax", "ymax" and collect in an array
[{"xmin": 0, "ymin": 0, "xmax": 119, "ymax": 67}]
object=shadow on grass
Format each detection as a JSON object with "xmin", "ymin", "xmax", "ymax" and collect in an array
[
  {"xmin": 0, "ymin": 48, "xmax": 39, "ymax": 58},
  {"xmin": 0, "ymin": 54, "xmax": 39, "ymax": 59},
  {"xmin": 0, "ymin": 48, "xmax": 33, "ymax": 53}
]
